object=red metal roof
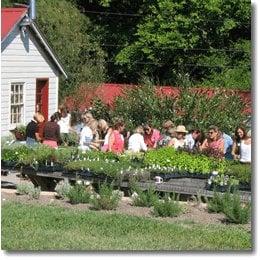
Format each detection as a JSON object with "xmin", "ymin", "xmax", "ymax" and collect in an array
[{"xmin": 1, "ymin": 8, "xmax": 27, "ymax": 41}]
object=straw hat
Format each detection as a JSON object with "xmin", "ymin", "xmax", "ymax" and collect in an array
[{"xmin": 175, "ymin": 125, "xmax": 188, "ymax": 133}]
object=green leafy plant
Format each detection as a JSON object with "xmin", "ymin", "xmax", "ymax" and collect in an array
[
  {"xmin": 16, "ymin": 182, "xmax": 35, "ymax": 195},
  {"xmin": 223, "ymin": 194, "xmax": 251, "ymax": 224},
  {"xmin": 16, "ymin": 182, "xmax": 41, "ymax": 200},
  {"xmin": 153, "ymin": 194, "xmax": 183, "ymax": 218},
  {"xmin": 90, "ymin": 182, "xmax": 123, "ymax": 210},
  {"xmin": 131, "ymin": 185, "xmax": 159, "ymax": 208},
  {"xmin": 55, "ymin": 179, "xmax": 72, "ymax": 199},
  {"xmin": 207, "ymin": 190, "xmax": 232, "ymax": 213},
  {"xmin": 67, "ymin": 182, "xmax": 91, "ymax": 204},
  {"xmin": 28, "ymin": 186, "xmax": 41, "ymax": 200}
]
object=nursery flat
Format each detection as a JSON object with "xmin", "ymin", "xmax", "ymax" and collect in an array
[{"xmin": 1, "ymin": 202, "xmax": 251, "ymax": 251}]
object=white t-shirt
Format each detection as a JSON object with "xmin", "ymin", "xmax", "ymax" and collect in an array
[
  {"xmin": 186, "ymin": 134, "xmax": 195, "ymax": 150},
  {"xmin": 58, "ymin": 114, "xmax": 71, "ymax": 134},
  {"xmin": 240, "ymin": 140, "xmax": 251, "ymax": 163},
  {"xmin": 79, "ymin": 125, "xmax": 93, "ymax": 151},
  {"xmin": 170, "ymin": 137, "xmax": 188, "ymax": 149},
  {"xmin": 128, "ymin": 133, "xmax": 147, "ymax": 152}
]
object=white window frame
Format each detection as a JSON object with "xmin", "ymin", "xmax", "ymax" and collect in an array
[{"xmin": 10, "ymin": 82, "xmax": 25, "ymax": 128}]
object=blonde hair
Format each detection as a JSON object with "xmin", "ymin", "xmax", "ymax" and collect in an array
[
  {"xmin": 98, "ymin": 119, "xmax": 108, "ymax": 131},
  {"xmin": 134, "ymin": 126, "xmax": 144, "ymax": 135},
  {"xmin": 34, "ymin": 112, "xmax": 45, "ymax": 123},
  {"xmin": 163, "ymin": 120, "xmax": 174, "ymax": 129},
  {"xmin": 89, "ymin": 119, "xmax": 98, "ymax": 132}
]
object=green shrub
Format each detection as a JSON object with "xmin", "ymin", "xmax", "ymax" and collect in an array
[
  {"xmin": 16, "ymin": 183, "xmax": 41, "ymax": 200},
  {"xmin": 28, "ymin": 186, "xmax": 41, "ymax": 200},
  {"xmin": 16, "ymin": 183, "xmax": 35, "ymax": 195},
  {"xmin": 207, "ymin": 190, "xmax": 251, "ymax": 224},
  {"xmin": 55, "ymin": 179, "xmax": 72, "ymax": 199},
  {"xmin": 90, "ymin": 182, "xmax": 123, "ymax": 210},
  {"xmin": 207, "ymin": 190, "xmax": 232, "ymax": 213},
  {"xmin": 67, "ymin": 182, "xmax": 90, "ymax": 204},
  {"xmin": 131, "ymin": 186, "xmax": 159, "ymax": 208},
  {"xmin": 153, "ymin": 194, "xmax": 183, "ymax": 217},
  {"xmin": 223, "ymin": 194, "xmax": 251, "ymax": 224},
  {"xmin": 226, "ymin": 161, "xmax": 251, "ymax": 184}
]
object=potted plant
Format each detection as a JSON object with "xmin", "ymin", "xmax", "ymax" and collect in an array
[{"xmin": 9, "ymin": 125, "xmax": 26, "ymax": 141}]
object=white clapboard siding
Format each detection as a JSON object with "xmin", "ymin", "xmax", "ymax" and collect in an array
[{"xmin": 1, "ymin": 25, "xmax": 60, "ymax": 136}]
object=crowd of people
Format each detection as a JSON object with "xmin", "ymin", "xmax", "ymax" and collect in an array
[{"xmin": 24, "ymin": 107, "xmax": 252, "ymax": 164}]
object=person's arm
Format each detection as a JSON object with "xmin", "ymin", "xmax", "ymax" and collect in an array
[
  {"xmin": 219, "ymin": 138, "xmax": 225, "ymax": 154},
  {"xmin": 56, "ymin": 124, "xmax": 61, "ymax": 144},
  {"xmin": 168, "ymin": 138, "xmax": 175, "ymax": 147},
  {"xmin": 231, "ymin": 141, "xmax": 239, "ymax": 160},
  {"xmin": 140, "ymin": 135, "xmax": 147, "ymax": 152},
  {"xmin": 108, "ymin": 132, "xmax": 115, "ymax": 152},
  {"xmin": 200, "ymin": 139, "xmax": 208, "ymax": 151}
]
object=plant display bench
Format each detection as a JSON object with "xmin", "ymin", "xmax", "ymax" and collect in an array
[
  {"xmin": 121, "ymin": 179, "xmax": 251, "ymax": 203},
  {"xmin": 21, "ymin": 168, "xmax": 251, "ymax": 202}
]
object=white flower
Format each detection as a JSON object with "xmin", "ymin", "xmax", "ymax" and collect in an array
[
  {"xmin": 84, "ymin": 181, "xmax": 90, "ymax": 186},
  {"xmin": 131, "ymin": 192, "xmax": 139, "ymax": 199},
  {"xmin": 76, "ymin": 180, "xmax": 83, "ymax": 185}
]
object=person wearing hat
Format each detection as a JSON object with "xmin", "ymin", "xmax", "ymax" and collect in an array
[{"xmin": 168, "ymin": 125, "xmax": 188, "ymax": 149}]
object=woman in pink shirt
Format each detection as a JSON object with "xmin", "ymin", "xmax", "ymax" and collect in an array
[
  {"xmin": 108, "ymin": 119, "xmax": 125, "ymax": 154},
  {"xmin": 200, "ymin": 125, "xmax": 224, "ymax": 158},
  {"xmin": 143, "ymin": 123, "xmax": 161, "ymax": 149}
]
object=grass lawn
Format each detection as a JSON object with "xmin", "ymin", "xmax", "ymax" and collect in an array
[{"xmin": 1, "ymin": 202, "xmax": 251, "ymax": 251}]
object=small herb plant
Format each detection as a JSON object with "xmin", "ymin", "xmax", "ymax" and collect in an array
[
  {"xmin": 207, "ymin": 190, "xmax": 231, "ymax": 213},
  {"xmin": 90, "ymin": 182, "xmax": 123, "ymax": 210},
  {"xmin": 28, "ymin": 186, "xmax": 41, "ymax": 200},
  {"xmin": 223, "ymin": 194, "xmax": 251, "ymax": 224},
  {"xmin": 16, "ymin": 182, "xmax": 35, "ymax": 195},
  {"xmin": 153, "ymin": 194, "xmax": 183, "ymax": 217},
  {"xmin": 16, "ymin": 182, "xmax": 41, "ymax": 199},
  {"xmin": 207, "ymin": 190, "xmax": 251, "ymax": 224},
  {"xmin": 55, "ymin": 179, "xmax": 72, "ymax": 199},
  {"xmin": 67, "ymin": 182, "xmax": 91, "ymax": 204},
  {"xmin": 131, "ymin": 185, "xmax": 159, "ymax": 208}
]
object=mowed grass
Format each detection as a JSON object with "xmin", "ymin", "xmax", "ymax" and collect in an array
[{"xmin": 1, "ymin": 202, "xmax": 251, "ymax": 251}]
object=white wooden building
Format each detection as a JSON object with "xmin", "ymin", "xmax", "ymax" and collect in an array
[{"xmin": 1, "ymin": 7, "xmax": 67, "ymax": 137}]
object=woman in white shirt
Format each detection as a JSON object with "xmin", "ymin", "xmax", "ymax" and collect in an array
[
  {"xmin": 79, "ymin": 115, "xmax": 93, "ymax": 152},
  {"xmin": 57, "ymin": 107, "xmax": 71, "ymax": 145},
  {"xmin": 128, "ymin": 126, "xmax": 147, "ymax": 153},
  {"xmin": 232, "ymin": 126, "xmax": 251, "ymax": 163}
]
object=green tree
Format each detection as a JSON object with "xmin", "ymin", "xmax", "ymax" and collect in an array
[{"xmin": 114, "ymin": 0, "xmax": 251, "ymax": 89}]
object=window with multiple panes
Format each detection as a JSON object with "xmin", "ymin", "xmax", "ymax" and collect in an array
[{"xmin": 10, "ymin": 82, "xmax": 24, "ymax": 124}]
